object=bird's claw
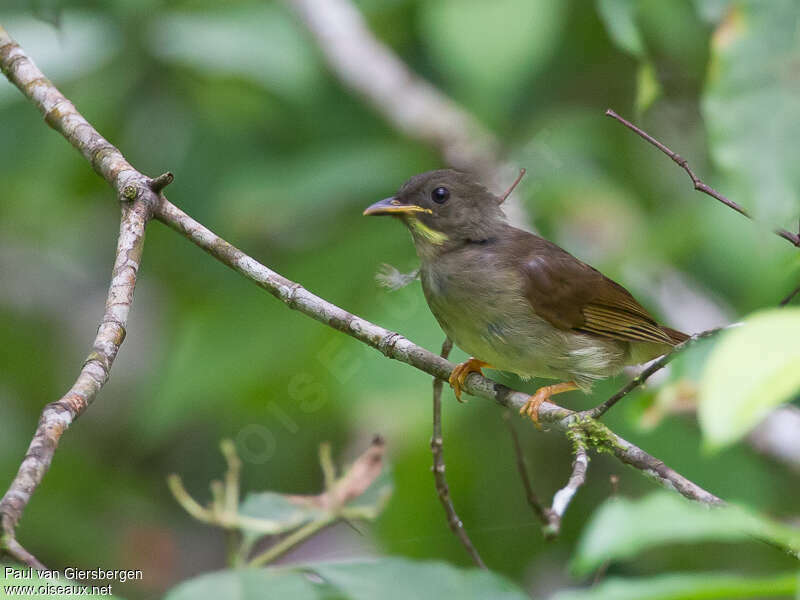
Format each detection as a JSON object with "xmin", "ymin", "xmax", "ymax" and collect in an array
[{"xmin": 448, "ymin": 358, "xmax": 491, "ymax": 402}]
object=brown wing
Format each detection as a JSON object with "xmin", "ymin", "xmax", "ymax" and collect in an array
[{"xmin": 518, "ymin": 234, "xmax": 685, "ymax": 346}]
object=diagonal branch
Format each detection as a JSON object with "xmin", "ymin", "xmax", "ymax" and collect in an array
[
  {"xmin": 605, "ymin": 109, "xmax": 800, "ymax": 248},
  {"xmin": 430, "ymin": 338, "xmax": 486, "ymax": 569},
  {"xmin": 153, "ymin": 196, "xmax": 724, "ymax": 507}
]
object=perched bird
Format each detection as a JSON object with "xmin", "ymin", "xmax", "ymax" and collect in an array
[{"xmin": 364, "ymin": 169, "xmax": 688, "ymax": 422}]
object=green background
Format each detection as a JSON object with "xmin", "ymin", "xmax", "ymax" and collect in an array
[{"xmin": 1, "ymin": 0, "xmax": 798, "ymax": 597}]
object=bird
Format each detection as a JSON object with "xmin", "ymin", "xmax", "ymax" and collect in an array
[{"xmin": 363, "ymin": 169, "xmax": 688, "ymax": 423}]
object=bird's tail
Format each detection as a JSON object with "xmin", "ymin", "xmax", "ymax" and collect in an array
[{"xmin": 661, "ymin": 326, "xmax": 690, "ymax": 345}]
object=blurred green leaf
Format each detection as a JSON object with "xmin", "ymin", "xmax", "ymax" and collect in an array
[
  {"xmin": 419, "ymin": 0, "xmax": 565, "ymax": 119},
  {"xmin": 635, "ymin": 60, "xmax": 662, "ymax": 114},
  {"xmin": 703, "ymin": 0, "xmax": 800, "ymax": 225},
  {"xmin": 552, "ymin": 571, "xmax": 798, "ymax": 600},
  {"xmin": 239, "ymin": 491, "xmax": 322, "ymax": 536},
  {"xmin": 596, "ymin": 0, "xmax": 645, "ymax": 57},
  {"xmin": 164, "ymin": 558, "xmax": 529, "ymax": 600},
  {"xmin": 163, "ymin": 567, "xmax": 334, "ymax": 600},
  {"xmin": 148, "ymin": 7, "xmax": 321, "ymax": 102},
  {"xmin": 0, "ymin": 11, "xmax": 120, "ymax": 106},
  {"xmin": 698, "ymin": 309, "xmax": 800, "ymax": 449},
  {"xmin": 572, "ymin": 492, "xmax": 800, "ymax": 575},
  {"xmin": 0, "ymin": 564, "xmax": 124, "ymax": 598}
]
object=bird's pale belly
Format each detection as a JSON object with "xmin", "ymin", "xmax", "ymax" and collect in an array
[{"xmin": 420, "ymin": 264, "xmax": 628, "ymax": 389}]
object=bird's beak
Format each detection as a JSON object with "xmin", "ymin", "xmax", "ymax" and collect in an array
[{"xmin": 363, "ymin": 197, "xmax": 432, "ymax": 216}]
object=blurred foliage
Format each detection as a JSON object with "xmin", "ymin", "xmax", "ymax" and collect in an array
[
  {"xmin": 699, "ymin": 309, "xmax": 800, "ymax": 450},
  {"xmin": 165, "ymin": 558, "xmax": 529, "ymax": 600},
  {"xmin": 0, "ymin": 0, "xmax": 798, "ymax": 598}
]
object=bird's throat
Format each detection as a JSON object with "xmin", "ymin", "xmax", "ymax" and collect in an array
[{"xmin": 406, "ymin": 217, "xmax": 449, "ymax": 246}]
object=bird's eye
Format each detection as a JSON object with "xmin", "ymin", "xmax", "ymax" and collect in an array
[{"xmin": 431, "ymin": 186, "xmax": 450, "ymax": 204}]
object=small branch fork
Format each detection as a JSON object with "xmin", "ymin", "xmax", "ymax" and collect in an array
[
  {"xmin": 0, "ymin": 24, "xmax": 723, "ymax": 567},
  {"xmin": 606, "ymin": 109, "xmax": 800, "ymax": 248},
  {"xmin": 431, "ymin": 338, "xmax": 486, "ymax": 569},
  {"xmin": 584, "ymin": 325, "xmax": 733, "ymax": 419},
  {"xmin": 505, "ymin": 418, "xmax": 588, "ymax": 539}
]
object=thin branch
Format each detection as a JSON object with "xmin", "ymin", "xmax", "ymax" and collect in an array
[
  {"xmin": 584, "ymin": 325, "xmax": 733, "ymax": 419},
  {"xmin": 779, "ymin": 282, "xmax": 800, "ymax": 307},
  {"xmin": 543, "ymin": 431, "xmax": 589, "ymax": 539},
  {"xmin": 504, "ymin": 414, "xmax": 549, "ymax": 524},
  {"xmin": 153, "ymin": 195, "xmax": 724, "ymax": 506},
  {"xmin": 431, "ymin": 338, "xmax": 486, "ymax": 569},
  {"xmin": 499, "ymin": 168, "xmax": 526, "ymax": 204},
  {"xmin": 605, "ymin": 109, "xmax": 800, "ymax": 248}
]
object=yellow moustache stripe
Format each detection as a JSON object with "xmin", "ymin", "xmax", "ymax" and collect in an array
[{"xmin": 408, "ymin": 217, "xmax": 449, "ymax": 245}]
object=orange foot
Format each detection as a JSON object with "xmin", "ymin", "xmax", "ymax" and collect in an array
[
  {"xmin": 520, "ymin": 381, "xmax": 578, "ymax": 426},
  {"xmin": 448, "ymin": 358, "xmax": 492, "ymax": 403}
]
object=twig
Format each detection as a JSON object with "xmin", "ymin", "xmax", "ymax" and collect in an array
[
  {"xmin": 584, "ymin": 325, "xmax": 733, "ymax": 419},
  {"xmin": 543, "ymin": 430, "xmax": 589, "ymax": 539},
  {"xmin": 503, "ymin": 414, "xmax": 549, "ymax": 524},
  {"xmin": 248, "ymin": 515, "xmax": 336, "ymax": 567},
  {"xmin": 430, "ymin": 338, "xmax": 486, "ymax": 569},
  {"xmin": 605, "ymin": 109, "xmax": 800, "ymax": 248},
  {"xmin": 779, "ymin": 283, "xmax": 800, "ymax": 307},
  {"xmin": 498, "ymin": 168, "xmax": 526, "ymax": 204}
]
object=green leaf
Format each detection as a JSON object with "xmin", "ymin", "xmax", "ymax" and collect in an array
[
  {"xmin": 0, "ymin": 564, "xmax": 124, "ymax": 598},
  {"xmin": 164, "ymin": 559, "xmax": 529, "ymax": 600},
  {"xmin": 307, "ymin": 558, "xmax": 529, "ymax": 600},
  {"xmin": 238, "ymin": 492, "xmax": 323, "ymax": 538},
  {"xmin": 551, "ymin": 572, "xmax": 798, "ymax": 600},
  {"xmin": 702, "ymin": 1, "xmax": 800, "ymax": 225},
  {"xmin": 0, "ymin": 11, "xmax": 120, "ymax": 107},
  {"xmin": 147, "ymin": 7, "xmax": 322, "ymax": 102},
  {"xmin": 635, "ymin": 60, "xmax": 662, "ymax": 114},
  {"xmin": 572, "ymin": 492, "xmax": 800, "ymax": 575},
  {"xmin": 418, "ymin": 0, "xmax": 565, "ymax": 119},
  {"xmin": 163, "ymin": 568, "xmax": 337, "ymax": 600},
  {"xmin": 596, "ymin": 0, "xmax": 645, "ymax": 57},
  {"xmin": 698, "ymin": 309, "xmax": 800, "ymax": 449}
]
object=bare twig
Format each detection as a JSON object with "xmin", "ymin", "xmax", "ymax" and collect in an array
[
  {"xmin": 543, "ymin": 430, "xmax": 589, "ymax": 539},
  {"xmin": 431, "ymin": 338, "xmax": 485, "ymax": 569},
  {"xmin": 779, "ymin": 283, "xmax": 800, "ymax": 307},
  {"xmin": 606, "ymin": 109, "xmax": 800, "ymax": 248},
  {"xmin": 499, "ymin": 168, "xmax": 526, "ymax": 204},
  {"xmin": 584, "ymin": 325, "xmax": 733, "ymax": 419},
  {"xmin": 504, "ymin": 414, "xmax": 548, "ymax": 524}
]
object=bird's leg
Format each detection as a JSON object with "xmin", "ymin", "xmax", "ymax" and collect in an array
[
  {"xmin": 448, "ymin": 358, "xmax": 493, "ymax": 402},
  {"xmin": 520, "ymin": 381, "xmax": 578, "ymax": 426}
]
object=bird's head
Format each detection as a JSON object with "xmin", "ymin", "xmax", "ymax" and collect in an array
[{"xmin": 363, "ymin": 169, "xmax": 507, "ymax": 257}]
